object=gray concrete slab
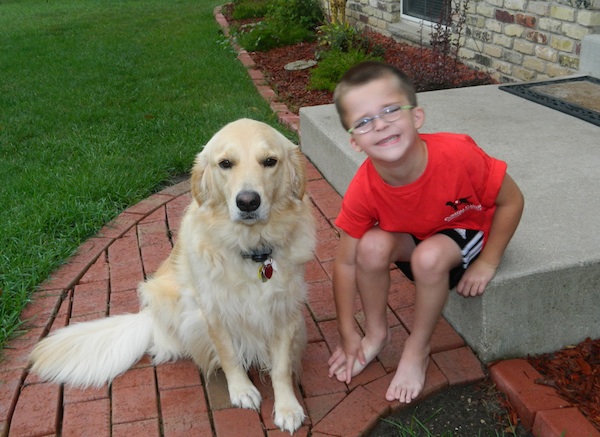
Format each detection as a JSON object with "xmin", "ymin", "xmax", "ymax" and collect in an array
[
  {"xmin": 580, "ymin": 34, "xmax": 600, "ymax": 78},
  {"xmin": 299, "ymin": 83, "xmax": 600, "ymax": 362}
]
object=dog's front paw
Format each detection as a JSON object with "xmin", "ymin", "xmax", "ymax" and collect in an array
[
  {"xmin": 274, "ymin": 399, "xmax": 306, "ymax": 434},
  {"xmin": 229, "ymin": 383, "xmax": 262, "ymax": 411}
]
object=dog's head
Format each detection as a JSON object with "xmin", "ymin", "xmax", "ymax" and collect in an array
[{"xmin": 191, "ymin": 119, "xmax": 306, "ymax": 224}]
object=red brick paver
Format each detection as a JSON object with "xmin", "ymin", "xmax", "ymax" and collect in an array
[{"xmin": 0, "ymin": 7, "xmax": 597, "ymax": 437}]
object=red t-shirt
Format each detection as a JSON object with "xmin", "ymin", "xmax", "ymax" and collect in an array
[{"xmin": 335, "ymin": 133, "xmax": 507, "ymax": 242}]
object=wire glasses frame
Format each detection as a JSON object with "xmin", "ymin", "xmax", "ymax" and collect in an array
[{"xmin": 347, "ymin": 104, "xmax": 415, "ymax": 135}]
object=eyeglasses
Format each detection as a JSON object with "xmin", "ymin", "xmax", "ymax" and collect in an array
[{"xmin": 348, "ymin": 104, "xmax": 415, "ymax": 135}]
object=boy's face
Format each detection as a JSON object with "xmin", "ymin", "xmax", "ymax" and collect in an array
[{"xmin": 343, "ymin": 75, "xmax": 424, "ymax": 164}]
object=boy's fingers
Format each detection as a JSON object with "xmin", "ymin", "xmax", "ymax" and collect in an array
[
  {"xmin": 328, "ymin": 349, "xmax": 347, "ymax": 378},
  {"xmin": 327, "ymin": 348, "xmax": 341, "ymax": 366},
  {"xmin": 327, "ymin": 359, "xmax": 341, "ymax": 377}
]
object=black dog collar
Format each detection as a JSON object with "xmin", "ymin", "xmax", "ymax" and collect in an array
[{"xmin": 241, "ymin": 247, "xmax": 273, "ymax": 263}]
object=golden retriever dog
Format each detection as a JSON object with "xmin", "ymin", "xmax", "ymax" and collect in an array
[{"xmin": 30, "ymin": 118, "xmax": 316, "ymax": 433}]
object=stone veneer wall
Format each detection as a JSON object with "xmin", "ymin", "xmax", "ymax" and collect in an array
[{"xmin": 320, "ymin": 0, "xmax": 600, "ymax": 83}]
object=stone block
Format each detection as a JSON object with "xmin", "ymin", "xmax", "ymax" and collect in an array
[
  {"xmin": 493, "ymin": 33, "xmax": 514, "ymax": 48},
  {"xmin": 504, "ymin": 23, "xmax": 524, "ymax": 37},
  {"xmin": 539, "ymin": 17, "xmax": 563, "ymax": 33},
  {"xmin": 527, "ymin": 1, "xmax": 549, "ymax": 16},
  {"xmin": 550, "ymin": 36, "xmax": 575, "ymax": 52},
  {"xmin": 562, "ymin": 22, "xmax": 592, "ymax": 40},
  {"xmin": 504, "ymin": 0, "xmax": 526, "ymax": 11},
  {"xmin": 516, "ymin": 13, "xmax": 537, "ymax": 28},
  {"xmin": 550, "ymin": 4, "xmax": 576, "ymax": 21},
  {"xmin": 514, "ymin": 39, "xmax": 535, "ymax": 55},
  {"xmin": 495, "ymin": 9, "xmax": 515, "ymax": 23},
  {"xmin": 535, "ymin": 45, "xmax": 558, "ymax": 62},
  {"xmin": 578, "ymin": 9, "xmax": 600, "ymax": 26}
]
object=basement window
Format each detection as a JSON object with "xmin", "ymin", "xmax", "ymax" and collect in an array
[{"xmin": 402, "ymin": 0, "xmax": 451, "ymax": 23}]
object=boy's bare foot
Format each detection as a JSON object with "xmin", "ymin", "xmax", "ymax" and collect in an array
[
  {"xmin": 385, "ymin": 342, "xmax": 430, "ymax": 403},
  {"xmin": 334, "ymin": 331, "xmax": 389, "ymax": 382}
]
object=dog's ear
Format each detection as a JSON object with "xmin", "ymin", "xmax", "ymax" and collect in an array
[
  {"xmin": 190, "ymin": 150, "xmax": 212, "ymax": 205},
  {"xmin": 287, "ymin": 145, "xmax": 307, "ymax": 200}
]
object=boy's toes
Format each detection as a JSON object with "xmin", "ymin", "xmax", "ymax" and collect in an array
[
  {"xmin": 334, "ymin": 369, "xmax": 347, "ymax": 382},
  {"xmin": 399, "ymin": 387, "xmax": 417, "ymax": 404}
]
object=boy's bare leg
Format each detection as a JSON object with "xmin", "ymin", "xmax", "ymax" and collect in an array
[
  {"xmin": 334, "ymin": 230, "xmax": 414, "ymax": 381},
  {"xmin": 385, "ymin": 234, "xmax": 462, "ymax": 403}
]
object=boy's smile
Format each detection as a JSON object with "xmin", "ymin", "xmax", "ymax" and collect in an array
[{"xmin": 376, "ymin": 134, "xmax": 400, "ymax": 146}]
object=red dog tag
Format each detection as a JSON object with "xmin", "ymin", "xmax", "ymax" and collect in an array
[{"xmin": 259, "ymin": 259, "xmax": 277, "ymax": 282}]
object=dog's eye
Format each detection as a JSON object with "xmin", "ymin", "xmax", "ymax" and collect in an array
[
  {"xmin": 219, "ymin": 160, "xmax": 233, "ymax": 169},
  {"xmin": 263, "ymin": 157, "xmax": 277, "ymax": 167}
]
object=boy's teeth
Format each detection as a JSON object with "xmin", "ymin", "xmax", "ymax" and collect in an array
[{"xmin": 379, "ymin": 135, "xmax": 397, "ymax": 144}]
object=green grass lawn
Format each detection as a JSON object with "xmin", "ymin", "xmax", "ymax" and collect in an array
[{"xmin": 0, "ymin": 0, "xmax": 284, "ymax": 350}]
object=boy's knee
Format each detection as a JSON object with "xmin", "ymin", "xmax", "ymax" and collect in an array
[
  {"xmin": 356, "ymin": 232, "xmax": 391, "ymax": 269},
  {"xmin": 410, "ymin": 245, "xmax": 449, "ymax": 278}
]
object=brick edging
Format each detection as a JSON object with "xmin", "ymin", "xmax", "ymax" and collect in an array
[{"xmin": 490, "ymin": 359, "xmax": 600, "ymax": 436}]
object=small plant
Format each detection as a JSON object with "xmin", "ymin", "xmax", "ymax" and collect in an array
[
  {"xmin": 308, "ymin": 48, "xmax": 383, "ymax": 92},
  {"xmin": 309, "ymin": 23, "xmax": 384, "ymax": 92},
  {"xmin": 428, "ymin": 0, "xmax": 471, "ymax": 64},
  {"xmin": 315, "ymin": 22, "xmax": 380, "ymax": 58},
  {"xmin": 235, "ymin": 0, "xmax": 324, "ymax": 51},
  {"xmin": 408, "ymin": 0, "xmax": 488, "ymax": 91}
]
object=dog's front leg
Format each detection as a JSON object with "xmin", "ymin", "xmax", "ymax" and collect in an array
[
  {"xmin": 270, "ymin": 319, "xmax": 305, "ymax": 433},
  {"xmin": 206, "ymin": 317, "xmax": 262, "ymax": 410}
]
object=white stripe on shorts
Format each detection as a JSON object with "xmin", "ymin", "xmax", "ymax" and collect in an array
[{"xmin": 461, "ymin": 230, "xmax": 484, "ymax": 268}]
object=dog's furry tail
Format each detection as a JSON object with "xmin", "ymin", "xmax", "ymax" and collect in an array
[{"xmin": 29, "ymin": 309, "xmax": 154, "ymax": 388}]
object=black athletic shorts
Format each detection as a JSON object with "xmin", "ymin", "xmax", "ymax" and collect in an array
[{"xmin": 394, "ymin": 229, "xmax": 484, "ymax": 289}]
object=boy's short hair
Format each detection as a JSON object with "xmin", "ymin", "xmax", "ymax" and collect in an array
[{"xmin": 333, "ymin": 61, "xmax": 417, "ymax": 130}]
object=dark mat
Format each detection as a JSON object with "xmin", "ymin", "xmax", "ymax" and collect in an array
[{"xmin": 500, "ymin": 76, "xmax": 600, "ymax": 127}]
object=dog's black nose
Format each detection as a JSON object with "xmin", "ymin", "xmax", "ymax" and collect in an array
[{"xmin": 236, "ymin": 191, "xmax": 261, "ymax": 212}]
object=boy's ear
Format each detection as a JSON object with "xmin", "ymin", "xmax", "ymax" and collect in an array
[
  {"xmin": 413, "ymin": 107, "xmax": 425, "ymax": 129},
  {"xmin": 350, "ymin": 137, "xmax": 363, "ymax": 153}
]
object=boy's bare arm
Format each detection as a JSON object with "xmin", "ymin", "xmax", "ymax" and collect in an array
[
  {"xmin": 328, "ymin": 231, "xmax": 366, "ymax": 381},
  {"xmin": 332, "ymin": 231, "xmax": 361, "ymax": 334},
  {"xmin": 457, "ymin": 173, "xmax": 524, "ymax": 296}
]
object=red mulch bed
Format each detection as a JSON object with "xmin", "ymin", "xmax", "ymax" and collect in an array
[
  {"xmin": 528, "ymin": 337, "xmax": 600, "ymax": 430},
  {"xmin": 223, "ymin": 7, "xmax": 600, "ymax": 431},
  {"xmin": 251, "ymin": 41, "xmax": 333, "ymax": 113},
  {"xmin": 249, "ymin": 33, "xmax": 495, "ymax": 114}
]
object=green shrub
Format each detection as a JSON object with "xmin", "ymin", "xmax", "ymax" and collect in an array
[
  {"xmin": 266, "ymin": 0, "xmax": 323, "ymax": 31},
  {"xmin": 237, "ymin": 21, "xmax": 316, "ymax": 51},
  {"xmin": 315, "ymin": 22, "xmax": 385, "ymax": 58},
  {"xmin": 316, "ymin": 22, "xmax": 359, "ymax": 56},
  {"xmin": 308, "ymin": 48, "xmax": 383, "ymax": 92},
  {"xmin": 235, "ymin": 0, "xmax": 324, "ymax": 51},
  {"xmin": 232, "ymin": 0, "xmax": 270, "ymax": 20}
]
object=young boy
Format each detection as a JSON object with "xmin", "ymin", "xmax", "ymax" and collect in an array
[{"xmin": 327, "ymin": 61, "xmax": 524, "ymax": 404}]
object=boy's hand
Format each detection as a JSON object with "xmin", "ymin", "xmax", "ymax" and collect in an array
[
  {"xmin": 456, "ymin": 259, "xmax": 497, "ymax": 297},
  {"xmin": 457, "ymin": 172, "xmax": 524, "ymax": 298},
  {"xmin": 327, "ymin": 331, "xmax": 366, "ymax": 384}
]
